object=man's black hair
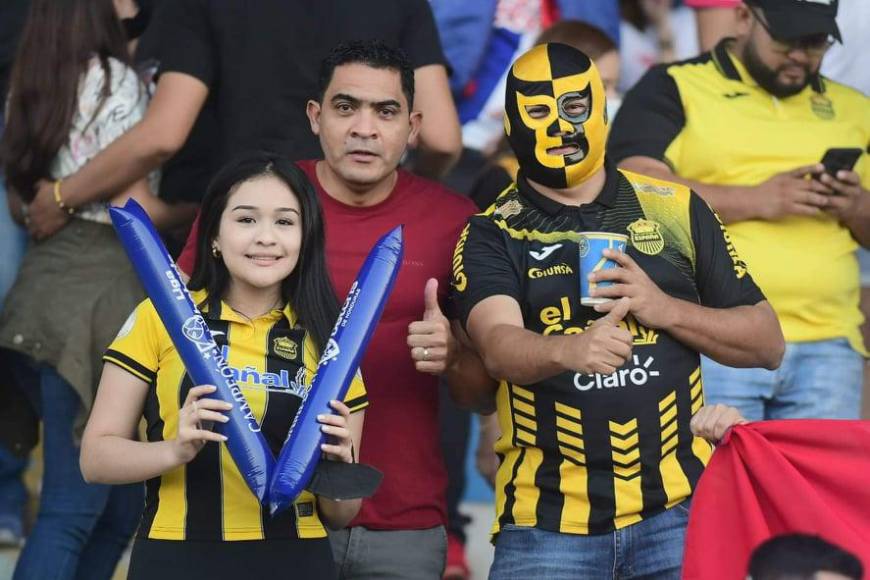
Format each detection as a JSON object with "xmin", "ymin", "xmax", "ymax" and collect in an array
[
  {"xmin": 748, "ymin": 534, "xmax": 863, "ymax": 580},
  {"xmin": 318, "ymin": 39, "xmax": 415, "ymax": 107}
]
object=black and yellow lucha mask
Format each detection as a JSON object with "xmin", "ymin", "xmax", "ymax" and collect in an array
[{"xmin": 504, "ymin": 43, "xmax": 607, "ymax": 189}]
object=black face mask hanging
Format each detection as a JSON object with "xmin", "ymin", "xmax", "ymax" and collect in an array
[{"xmin": 122, "ymin": 4, "xmax": 151, "ymax": 40}]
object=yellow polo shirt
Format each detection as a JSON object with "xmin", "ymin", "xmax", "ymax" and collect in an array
[{"xmin": 610, "ymin": 39, "xmax": 870, "ymax": 354}]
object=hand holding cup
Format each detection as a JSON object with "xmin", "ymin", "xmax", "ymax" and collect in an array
[{"xmin": 588, "ymin": 249, "xmax": 677, "ymax": 330}]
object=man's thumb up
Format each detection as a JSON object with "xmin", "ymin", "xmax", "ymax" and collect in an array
[
  {"xmin": 591, "ymin": 297, "xmax": 630, "ymax": 328},
  {"xmin": 423, "ymin": 278, "xmax": 444, "ymax": 321}
]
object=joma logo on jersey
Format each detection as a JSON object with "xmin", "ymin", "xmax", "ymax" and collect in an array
[
  {"xmin": 528, "ymin": 263, "xmax": 574, "ymax": 279},
  {"xmin": 574, "ymin": 355, "xmax": 659, "ymax": 391},
  {"xmin": 530, "ymin": 244, "xmax": 563, "ymax": 261}
]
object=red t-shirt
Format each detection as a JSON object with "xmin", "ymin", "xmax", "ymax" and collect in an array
[{"xmin": 177, "ymin": 160, "xmax": 477, "ymax": 530}]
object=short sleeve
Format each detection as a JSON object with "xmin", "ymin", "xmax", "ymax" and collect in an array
[
  {"xmin": 103, "ymin": 299, "xmax": 163, "ymax": 385},
  {"xmin": 690, "ymin": 194, "xmax": 766, "ymax": 308},
  {"xmin": 343, "ymin": 370, "xmax": 368, "ymax": 414},
  {"xmin": 400, "ymin": 0, "xmax": 449, "ymax": 69},
  {"xmin": 147, "ymin": 0, "xmax": 216, "ymax": 87},
  {"xmin": 451, "ymin": 217, "xmax": 522, "ymax": 329},
  {"xmin": 608, "ymin": 64, "xmax": 686, "ymax": 165}
]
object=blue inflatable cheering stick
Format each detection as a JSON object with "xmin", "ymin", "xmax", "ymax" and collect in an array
[
  {"xmin": 269, "ymin": 225, "xmax": 403, "ymax": 515},
  {"xmin": 110, "ymin": 199, "xmax": 275, "ymax": 504}
]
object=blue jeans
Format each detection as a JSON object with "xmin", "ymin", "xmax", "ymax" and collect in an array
[
  {"xmin": 0, "ymin": 118, "xmax": 28, "ymax": 307},
  {"xmin": 0, "ymin": 446, "xmax": 27, "ymax": 540},
  {"xmin": 13, "ymin": 366, "xmax": 143, "ymax": 580},
  {"xmin": 0, "ymin": 123, "xmax": 30, "ymax": 541},
  {"xmin": 701, "ymin": 339, "xmax": 863, "ymax": 421},
  {"xmin": 489, "ymin": 501, "xmax": 691, "ymax": 579}
]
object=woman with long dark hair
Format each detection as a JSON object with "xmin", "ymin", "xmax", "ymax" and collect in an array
[
  {"xmin": 0, "ymin": 0, "xmax": 178, "ymax": 578},
  {"xmin": 80, "ymin": 152, "xmax": 367, "ymax": 579}
]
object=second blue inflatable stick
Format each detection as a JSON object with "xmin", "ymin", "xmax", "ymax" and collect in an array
[{"xmin": 269, "ymin": 225, "xmax": 403, "ymax": 515}]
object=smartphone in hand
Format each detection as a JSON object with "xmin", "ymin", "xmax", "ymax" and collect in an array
[
  {"xmin": 815, "ymin": 148, "xmax": 863, "ymax": 194},
  {"xmin": 821, "ymin": 147, "xmax": 862, "ymax": 176}
]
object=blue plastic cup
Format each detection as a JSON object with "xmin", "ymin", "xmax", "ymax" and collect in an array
[{"xmin": 578, "ymin": 232, "xmax": 628, "ymax": 306}]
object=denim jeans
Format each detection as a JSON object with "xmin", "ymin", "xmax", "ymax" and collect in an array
[
  {"xmin": 701, "ymin": 338, "xmax": 864, "ymax": 421},
  {"xmin": 488, "ymin": 501, "xmax": 691, "ymax": 580},
  {"xmin": 0, "ymin": 445, "xmax": 27, "ymax": 541},
  {"xmin": 0, "ymin": 118, "xmax": 28, "ymax": 307},
  {"xmin": 0, "ymin": 115, "xmax": 30, "ymax": 542},
  {"xmin": 13, "ymin": 366, "xmax": 143, "ymax": 580}
]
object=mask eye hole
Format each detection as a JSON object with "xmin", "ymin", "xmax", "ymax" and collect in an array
[
  {"xmin": 561, "ymin": 96, "xmax": 589, "ymax": 118},
  {"xmin": 524, "ymin": 104, "xmax": 551, "ymax": 119}
]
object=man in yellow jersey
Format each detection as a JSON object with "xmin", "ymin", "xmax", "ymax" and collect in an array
[
  {"xmin": 451, "ymin": 43, "xmax": 784, "ymax": 578},
  {"xmin": 609, "ymin": 0, "xmax": 870, "ymax": 421}
]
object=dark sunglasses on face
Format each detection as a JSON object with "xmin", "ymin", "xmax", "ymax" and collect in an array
[{"xmin": 750, "ymin": 7, "xmax": 834, "ymax": 56}]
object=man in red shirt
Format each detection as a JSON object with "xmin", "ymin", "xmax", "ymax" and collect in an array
[{"xmin": 177, "ymin": 41, "xmax": 494, "ymax": 579}]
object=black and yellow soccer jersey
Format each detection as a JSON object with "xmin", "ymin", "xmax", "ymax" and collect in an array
[
  {"xmin": 609, "ymin": 38, "xmax": 870, "ymax": 355},
  {"xmin": 103, "ymin": 290, "xmax": 367, "ymax": 541},
  {"xmin": 451, "ymin": 161, "xmax": 765, "ymax": 535}
]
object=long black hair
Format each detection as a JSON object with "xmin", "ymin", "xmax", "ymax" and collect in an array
[
  {"xmin": 188, "ymin": 152, "xmax": 340, "ymax": 351},
  {"xmin": 1, "ymin": 0, "xmax": 130, "ymax": 201}
]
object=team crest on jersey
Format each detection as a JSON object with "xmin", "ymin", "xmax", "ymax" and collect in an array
[
  {"xmin": 272, "ymin": 337, "xmax": 298, "ymax": 360},
  {"xmin": 494, "ymin": 199, "xmax": 523, "ymax": 219},
  {"xmin": 810, "ymin": 94, "xmax": 834, "ymax": 120},
  {"xmin": 627, "ymin": 219, "xmax": 665, "ymax": 256}
]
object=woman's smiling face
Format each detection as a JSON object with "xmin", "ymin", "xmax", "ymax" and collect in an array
[{"xmin": 213, "ymin": 174, "xmax": 303, "ymax": 297}]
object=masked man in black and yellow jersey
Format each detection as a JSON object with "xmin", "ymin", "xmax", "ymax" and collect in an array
[
  {"xmin": 450, "ymin": 43, "xmax": 785, "ymax": 579},
  {"xmin": 609, "ymin": 0, "xmax": 870, "ymax": 422}
]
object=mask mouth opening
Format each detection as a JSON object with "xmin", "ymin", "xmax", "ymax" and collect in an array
[{"xmin": 546, "ymin": 143, "xmax": 581, "ymax": 156}]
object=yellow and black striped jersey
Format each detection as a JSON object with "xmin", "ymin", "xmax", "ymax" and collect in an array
[
  {"xmin": 452, "ymin": 161, "xmax": 765, "ymax": 535},
  {"xmin": 609, "ymin": 38, "xmax": 870, "ymax": 354},
  {"xmin": 104, "ymin": 290, "xmax": 367, "ymax": 541}
]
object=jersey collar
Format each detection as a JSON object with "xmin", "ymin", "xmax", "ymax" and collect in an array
[
  {"xmin": 516, "ymin": 158, "xmax": 620, "ymax": 216},
  {"xmin": 193, "ymin": 289, "xmax": 297, "ymax": 326},
  {"xmin": 712, "ymin": 37, "xmax": 826, "ymax": 94}
]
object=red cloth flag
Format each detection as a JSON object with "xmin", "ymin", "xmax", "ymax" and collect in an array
[{"xmin": 683, "ymin": 420, "xmax": 870, "ymax": 580}]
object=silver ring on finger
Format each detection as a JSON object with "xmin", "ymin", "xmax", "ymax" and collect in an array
[{"xmin": 422, "ymin": 347, "xmax": 429, "ymax": 361}]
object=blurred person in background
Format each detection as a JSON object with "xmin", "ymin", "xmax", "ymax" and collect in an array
[
  {"xmin": 20, "ymin": 0, "xmax": 461, "ymax": 245},
  {"xmin": 748, "ymin": 534, "xmax": 863, "ymax": 580},
  {"xmin": 0, "ymin": 0, "xmax": 181, "ymax": 577},
  {"xmin": 619, "ymin": 0, "xmax": 699, "ymax": 93},
  {"xmin": 684, "ymin": 0, "xmax": 739, "ymax": 51},
  {"xmin": 610, "ymin": 0, "xmax": 870, "ymax": 421}
]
